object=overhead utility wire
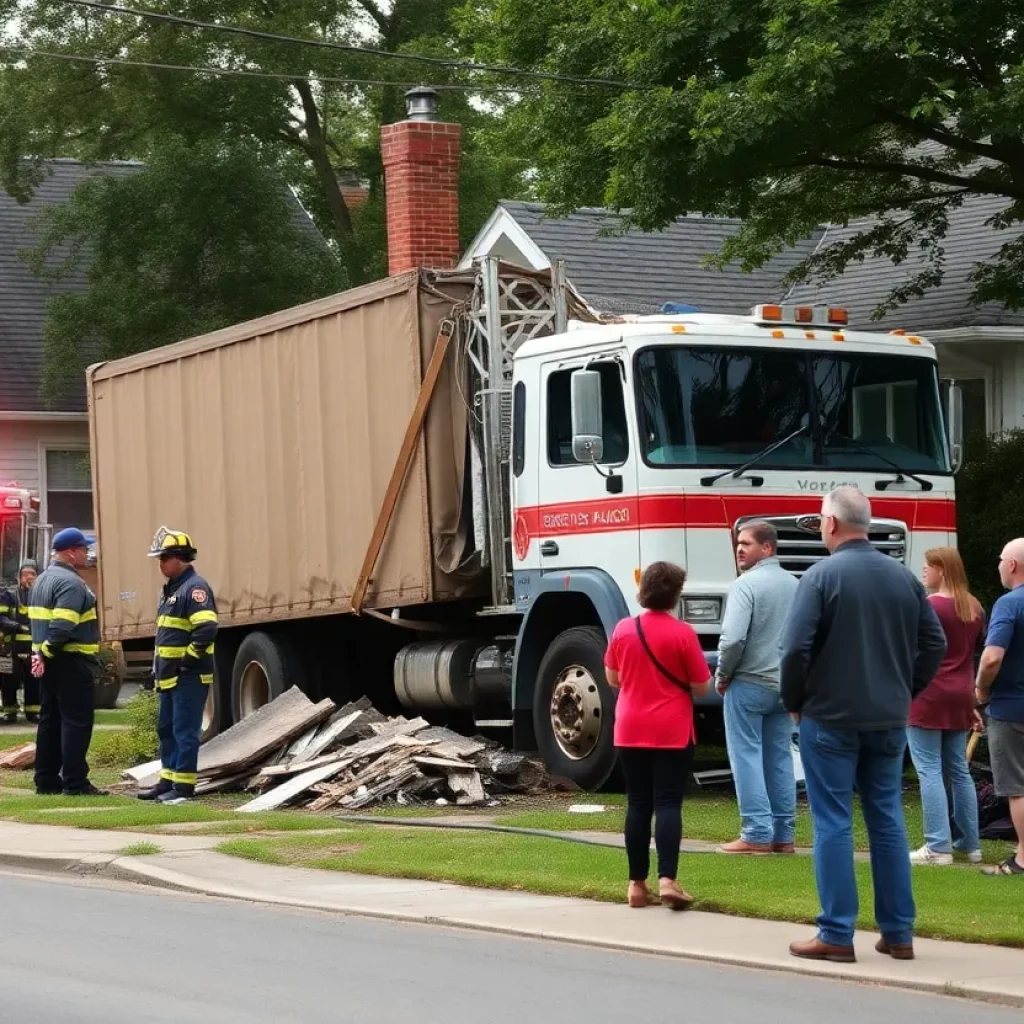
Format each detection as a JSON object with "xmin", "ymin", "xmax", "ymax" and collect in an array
[
  {"xmin": 1, "ymin": 46, "xmax": 567, "ymax": 93},
  {"xmin": 58, "ymin": 0, "xmax": 642, "ymax": 89}
]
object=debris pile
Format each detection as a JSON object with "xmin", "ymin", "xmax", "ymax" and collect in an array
[{"xmin": 125, "ymin": 688, "xmax": 561, "ymax": 811}]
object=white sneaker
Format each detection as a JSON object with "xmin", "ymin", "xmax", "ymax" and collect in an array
[
  {"xmin": 909, "ymin": 845, "xmax": 953, "ymax": 866},
  {"xmin": 965, "ymin": 849, "xmax": 983, "ymax": 864}
]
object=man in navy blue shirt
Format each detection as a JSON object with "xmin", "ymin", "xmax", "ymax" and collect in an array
[{"xmin": 975, "ymin": 537, "xmax": 1024, "ymax": 876}]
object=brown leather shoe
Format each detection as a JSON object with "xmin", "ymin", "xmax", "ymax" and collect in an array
[
  {"xmin": 875, "ymin": 937, "xmax": 915, "ymax": 960},
  {"xmin": 789, "ymin": 936, "xmax": 857, "ymax": 963},
  {"xmin": 772, "ymin": 842, "xmax": 797, "ymax": 854},
  {"xmin": 658, "ymin": 878, "xmax": 695, "ymax": 911},
  {"xmin": 719, "ymin": 838, "xmax": 773, "ymax": 855},
  {"xmin": 627, "ymin": 881, "xmax": 649, "ymax": 908}
]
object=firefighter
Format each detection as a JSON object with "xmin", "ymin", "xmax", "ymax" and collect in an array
[
  {"xmin": 0, "ymin": 562, "xmax": 40, "ymax": 723},
  {"xmin": 29, "ymin": 528, "xmax": 105, "ymax": 796},
  {"xmin": 138, "ymin": 528, "xmax": 218, "ymax": 805}
]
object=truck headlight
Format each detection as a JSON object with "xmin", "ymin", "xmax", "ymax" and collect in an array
[{"xmin": 683, "ymin": 597, "xmax": 722, "ymax": 624}]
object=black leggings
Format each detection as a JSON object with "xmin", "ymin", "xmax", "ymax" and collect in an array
[{"xmin": 618, "ymin": 745, "xmax": 695, "ymax": 881}]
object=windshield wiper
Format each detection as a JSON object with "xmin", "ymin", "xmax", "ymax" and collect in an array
[
  {"xmin": 700, "ymin": 424, "xmax": 809, "ymax": 487},
  {"xmin": 827, "ymin": 432, "xmax": 933, "ymax": 492}
]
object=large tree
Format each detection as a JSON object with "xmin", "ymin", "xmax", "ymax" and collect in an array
[
  {"xmin": 1, "ymin": 0, "xmax": 527, "ymax": 314},
  {"xmin": 462, "ymin": 0, "xmax": 1024, "ymax": 314},
  {"xmin": 25, "ymin": 140, "xmax": 340, "ymax": 397}
]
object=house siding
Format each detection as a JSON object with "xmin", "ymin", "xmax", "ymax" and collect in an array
[{"xmin": 0, "ymin": 420, "xmax": 89, "ymax": 510}]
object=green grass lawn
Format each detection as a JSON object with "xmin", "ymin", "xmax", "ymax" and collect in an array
[{"xmin": 217, "ymin": 826, "xmax": 1024, "ymax": 948}]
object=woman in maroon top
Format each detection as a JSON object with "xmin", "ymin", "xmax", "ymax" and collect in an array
[
  {"xmin": 907, "ymin": 547, "xmax": 985, "ymax": 866},
  {"xmin": 604, "ymin": 562, "xmax": 711, "ymax": 910}
]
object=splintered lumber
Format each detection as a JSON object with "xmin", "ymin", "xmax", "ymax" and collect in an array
[
  {"xmin": 417, "ymin": 726, "xmax": 487, "ymax": 757},
  {"xmin": 448, "ymin": 769, "xmax": 487, "ymax": 806},
  {"xmin": 237, "ymin": 759, "xmax": 349, "ymax": 813},
  {"xmin": 412, "ymin": 755, "xmax": 474, "ymax": 771},
  {"xmin": 258, "ymin": 750, "xmax": 350, "ymax": 779},
  {"xmin": 0, "ymin": 742, "xmax": 35, "ymax": 769},
  {"xmin": 123, "ymin": 758, "xmax": 162, "ymax": 782},
  {"xmin": 284, "ymin": 725, "xmax": 320, "ymax": 761},
  {"xmin": 306, "ymin": 743, "xmax": 428, "ymax": 812},
  {"xmin": 294, "ymin": 710, "xmax": 365, "ymax": 763},
  {"xmin": 197, "ymin": 689, "xmax": 336, "ymax": 779},
  {"xmin": 343, "ymin": 764, "xmax": 421, "ymax": 809}
]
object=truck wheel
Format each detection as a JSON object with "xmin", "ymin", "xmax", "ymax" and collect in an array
[
  {"xmin": 201, "ymin": 642, "xmax": 234, "ymax": 742},
  {"xmin": 231, "ymin": 632, "xmax": 305, "ymax": 723},
  {"xmin": 533, "ymin": 626, "xmax": 616, "ymax": 791}
]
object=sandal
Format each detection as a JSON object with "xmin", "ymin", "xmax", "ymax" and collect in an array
[
  {"xmin": 628, "ymin": 881, "xmax": 659, "ymax": 908},
  {"xmin": 981, "ymin": 857, "xmax": 1024, "ymax": 876},
  {"xmin": 658, "ymin": 879, "xmax": 695, "ymax": 911}
]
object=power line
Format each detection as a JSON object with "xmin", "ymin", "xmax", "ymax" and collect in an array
[
  {"xmin": 0, "ymin": 45, "xmax": 563, "ymax": 94},
  {"xmin": 58, "ymin": 0, "xmax": 640, "ymax": 89}
]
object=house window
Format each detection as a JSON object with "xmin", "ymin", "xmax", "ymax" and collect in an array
[{"xmin": 45, "ymin": 449, "xmax": 93, "ymax": 531}]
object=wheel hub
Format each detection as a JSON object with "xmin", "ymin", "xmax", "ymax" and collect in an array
[
  {"xmin": 239, "ymin": 661, "xmax": 270, "ymax": 719},
  {"xmin": 549, "ymin": 664, "xmax": 602, "ymax": 761}
]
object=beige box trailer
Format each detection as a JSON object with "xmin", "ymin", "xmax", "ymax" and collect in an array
[{"xmin": 88, "ymin": 270, "xmax": 481, "ymax": 642}]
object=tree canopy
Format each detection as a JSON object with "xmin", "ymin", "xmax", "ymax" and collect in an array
[
  {"xmin": 463, "ymin": 0, "xmax": 1024, "ymax": 314},
  {"xmin": 1, "ymin": 0, "xmax": 527, "ymax": 394}
]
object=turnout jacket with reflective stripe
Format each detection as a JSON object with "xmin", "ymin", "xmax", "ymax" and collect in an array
[
  {"xmin": 0, "ymin": 586, "xmax": 33, "ymax": 657},
  {"xmin": 28, "ymin": 562, "xmax": 100, "ymax": 660},
  {"xmin": 154, "ymin": 566, "xmax": 218, "ymax": 690}
]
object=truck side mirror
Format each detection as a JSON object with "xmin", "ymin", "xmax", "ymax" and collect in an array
[
  {"xmin": 571, "ymin": 369, "xmax": 604, "ymax": 464},
  {"xmin": 945, "ymin": 380, "xmax": 964, "ymax": 473}
]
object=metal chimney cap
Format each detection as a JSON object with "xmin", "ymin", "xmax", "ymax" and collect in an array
[{"xmin": 404, "ymin": 86, "xmax": 439, "ymax": 122}]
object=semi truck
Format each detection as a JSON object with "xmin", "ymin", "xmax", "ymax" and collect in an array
[{"xmin": 87, "ymin": 260, "xmax": 963, "ymax": 789}]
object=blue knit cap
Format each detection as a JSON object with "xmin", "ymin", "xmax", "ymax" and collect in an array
[{"xmin": 53, "ymin": 527, "xmax": 89, "ymax": 552}]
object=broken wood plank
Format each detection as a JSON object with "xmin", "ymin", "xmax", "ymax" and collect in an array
[
  {"xmin": 447, "ymin": 769, "xmax": 487, "ymax": 806},
  {"xmin": 343, "ymin": 764, "xmax": 422, "ymax": 809},
  {"xmin": 258, "ymin": 750, "xmax": 350, "ymax": 779},
  {"xmin": 292, "ymin": 710, "xmax": 365, "ymax": 763},
  {"xmin": 417, "ymin": 726, "xmax": 487, "ymax": 757},
  {"xmin": 305, "ymin": 745, "xmax": 425, "ymax": 811},
  {"xmin": 0, "ymin": 742, "xmax": 35, "ymax": 769},
  {"xmin": 412, "ymin": 755, "xmax": 474, "ymax": 771},
  {"xmin": 197, "ymin": 689, "xmax": 336, "ymax": 779},
  {"xmin": 284, "ymin": 725, "xmax": 320, "ymax": 761},
  {"xmin": 123, "ymin": 758, "xmax": 162, "ymax": 782},
  {"xmin": 236, "ymin": 759, "xmax": 348, "ymax": 813}
]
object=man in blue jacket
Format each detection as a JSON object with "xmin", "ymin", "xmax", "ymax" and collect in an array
[{"xmin": 781, "ymin": 487, "xmax": 945, "ymax": 964}]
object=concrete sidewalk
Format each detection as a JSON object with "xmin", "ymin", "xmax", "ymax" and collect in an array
[{"xmin": 0, "ymin": 821, "xmax": 1021, "ymax": 1007}]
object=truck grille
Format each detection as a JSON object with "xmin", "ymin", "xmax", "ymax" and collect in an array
[{"xmin": 736, "ymin": 515, "xmax": 907, "ymax": 578}]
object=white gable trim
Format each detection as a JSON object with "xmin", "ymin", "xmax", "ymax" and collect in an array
[{"xmin": 458, "ymin": 204, "xmax": 550, "ymax": 270}]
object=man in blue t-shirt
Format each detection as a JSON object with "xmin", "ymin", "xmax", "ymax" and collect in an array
[{"xmin": 976, "ymin": 537, "xmax": 1024, "ymax": 876}]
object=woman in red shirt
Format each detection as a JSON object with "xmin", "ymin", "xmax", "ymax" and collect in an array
[
  {"xmin": 908, "ymin": 547, "xmax": 985, "ymax": 866},
  {"xmin": 605, "ymin": 562, "xmax": 711, "ymax": 910}
]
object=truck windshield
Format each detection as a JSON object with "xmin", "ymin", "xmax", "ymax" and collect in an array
[
  {"xmin": 635, "ymin": 346, "xmax": 949, "ymax": 473},
  {"xmin": 0, "ymin": 515, "xmax": 22, "ymax": 588}
]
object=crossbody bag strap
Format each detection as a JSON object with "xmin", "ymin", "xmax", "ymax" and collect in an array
[{"xmin": 634, "ymin": 616, "xmax": 690, "ymax": 691}]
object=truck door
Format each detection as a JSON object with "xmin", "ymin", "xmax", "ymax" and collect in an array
[{"xmin": 536, "ymin": 355, "xmax": 640, "ymax": 596}]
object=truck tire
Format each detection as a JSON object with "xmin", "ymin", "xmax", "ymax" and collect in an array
[
  {"xmin": 533, "ymin": 626, "xmax": 616, "ymax": 791},
  {"xmin": 231, "ymin": 632, "xmax": 305, "ymax": 723}
]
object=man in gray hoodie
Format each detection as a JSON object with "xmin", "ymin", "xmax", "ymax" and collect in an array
[{"xmin": 717, "ymin": 520, "xmax": 799, "ymax": 854}]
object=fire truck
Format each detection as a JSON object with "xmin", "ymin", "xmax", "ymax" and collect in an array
[{"xmin": 89, "ymin": 263, "xmax": 964, "ymax": 790}]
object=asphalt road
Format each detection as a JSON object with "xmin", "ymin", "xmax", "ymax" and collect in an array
[{"xmin": 1, "ymin": 870, "xmax": 1018, "ymax": 1024}]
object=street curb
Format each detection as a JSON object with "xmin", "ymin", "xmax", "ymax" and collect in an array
[
  {"xmin": 99, "ymin": 855, "xmax": 1024, "ymax": 1009},
  {"xmin": 3, "ymin": 847, "xmax": 1020, "ymax": 1008}
]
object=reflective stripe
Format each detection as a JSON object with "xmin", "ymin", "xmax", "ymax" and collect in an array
[
  {"xmin": 16, "ymin": 633, "xmax": 31, "ymax": 643},
  {"xmin": 0, "ymin": 605, "xmax": 8, "ymax": 613},
  {"xmin": 52, "ymin": 608, "xmax": 81, "ymax": 625},
  {"xmin": 23, "ymin": 705, "xmax": 40, "ymax": 713},
  {"xmin": 200, "ymin": 674, "xmax": 213, "ymax": 685},
  {"xmin": 189, "ymin": 610, "xmax": 217, "ymax": 625},
  {"xmin": 170, "ymin": 771, "xmax": 197, "ymax": 785},
  {"xmin": 80, "ymin": 608, "xmax": 97, "ymax": 623},
  {"xmin": 64, "ymin": 643, "xmax": 100, "ymax": 655},
  {"xmin": 158, "ymin": 677, "xmax": 178, "ymax": 690},
  {"xmin": 34, "ymin": 641, "xmax": 53, "ymax": 658},
  {"xmin": 157, "ymin": 615, "xmax": 191, "ymax": 630},
  {"xmin": 160, "ymin": 768, "xmax": 174, "ymax": 781},
  {"xmin": 1, "ymin": 706, "xmax": 17, "ymax": 713},
  {"xmin": 157, "ymin": 645, "xmax": 187, "ymax": 658},
  {"xmin": 28, "ymin": 607, "xmax": 52, "ymax": 621}
]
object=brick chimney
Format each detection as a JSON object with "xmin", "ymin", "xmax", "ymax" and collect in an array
[{"xmin": 381, "ymin": 87, "xmax": 461, "ymax": 276}]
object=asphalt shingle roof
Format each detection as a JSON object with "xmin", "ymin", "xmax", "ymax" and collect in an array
[
  {"xmin": 785, "ymin": 193, "xmax": 1024, "ymax": 332},
  {"xmin": 0, "ymin": 159, "xmax": 327, "ymax": 414},
  {"xmin": 500, "ymin": 201, "xmax": 825, "ymax": 316},
  {"xmin": 0, "ymin": 160, "xmax": 143, "ymax": 412}
]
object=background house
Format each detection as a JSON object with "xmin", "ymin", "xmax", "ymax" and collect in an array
[
  {"xmin": 463, "ymin": 198, "xmax": 1024, "ymax": 443},
  {"xmin": 0, "ymin": 160, "xmax": 111, "ymax": 531}
]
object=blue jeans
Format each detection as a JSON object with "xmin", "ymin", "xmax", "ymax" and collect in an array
[
  {"xmin": 723, "ymin": 680, "xmax": 796, "ymax": 845},
  {"xmin": 907, "ymin": 727, "xmax": 980, "ymax": 854},
  {"xmin": 800, "ymin": 717, "xmax": 915, "ymax": 947}
]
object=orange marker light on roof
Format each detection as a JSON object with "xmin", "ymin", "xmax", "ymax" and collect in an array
[
  {"xmin": 671, "ymin": 325, "xmax": 687, "ymax": 333},
  {"xmin": 833, "ymin": 333, "xmax": 845, "ymax": 342},
  {"xmin": 827, "ymin": 308, "xmax": 849, "ymax": 325},
  {"xmin": 760, "ymin": 304, "xmax": 783, "ymax": 321},
  {"xmin": 908, "ymin": 336, "xmax": 922, "ymax": 345},
  {"xmin": 889, "ymin": 329, "xmax": 906, "ymax": 336},
  {"xmin": 772, "ymin": 329, "xmax": 785, "ymax": 339}
]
